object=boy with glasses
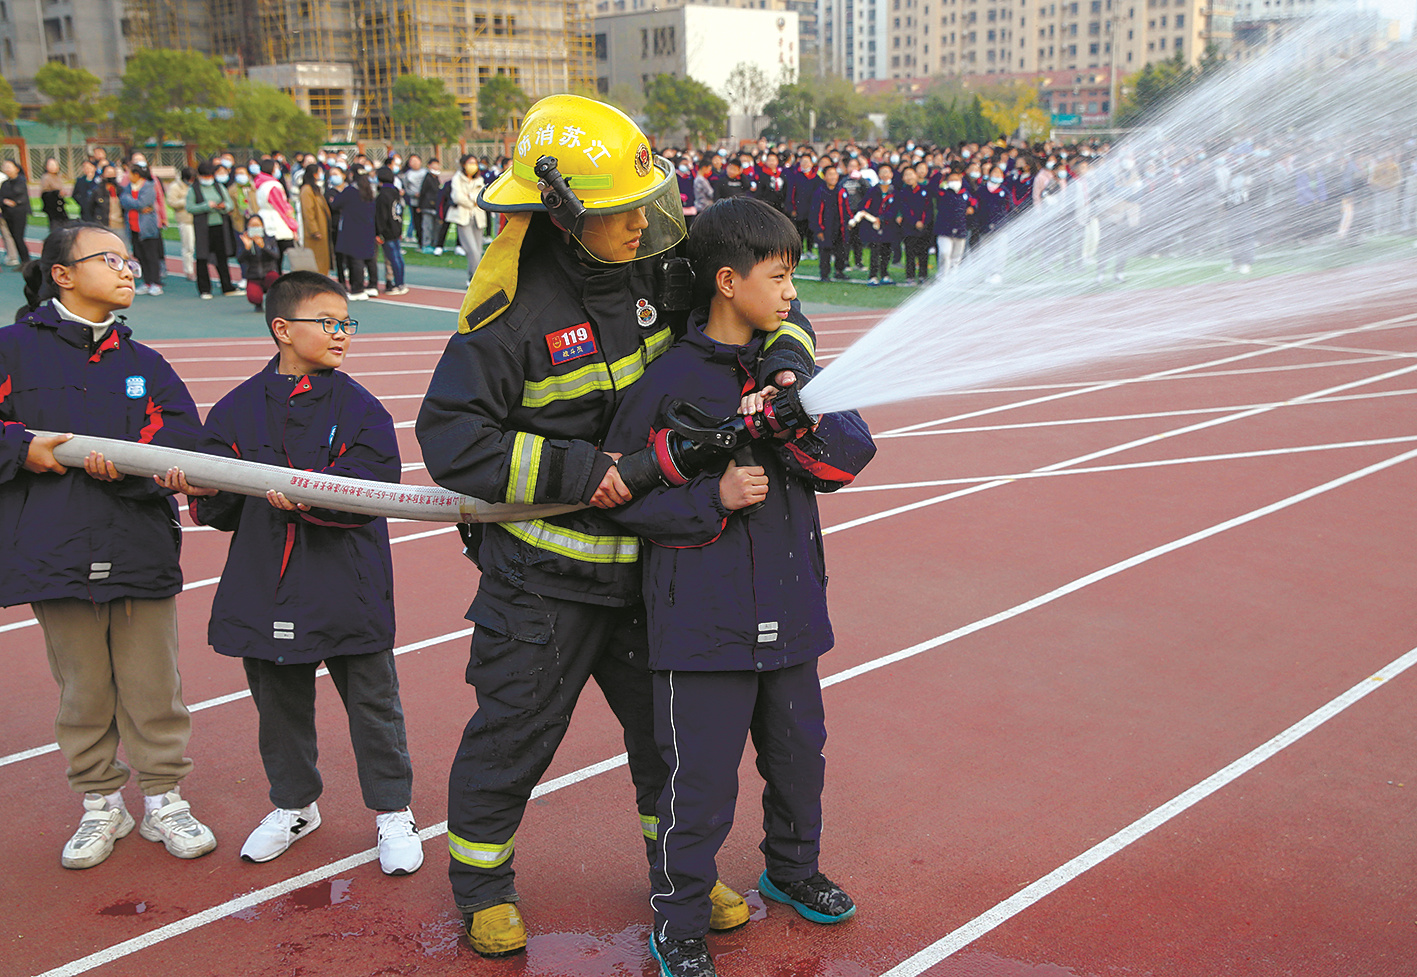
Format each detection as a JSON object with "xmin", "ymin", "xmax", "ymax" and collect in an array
[{"xmin": 157, "ymin": 271, "xmax": 422, "ymax": 875}]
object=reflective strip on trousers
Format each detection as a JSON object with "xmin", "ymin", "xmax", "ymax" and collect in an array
[
  {"xmin": 449, "ymin": 830, "xmax": 515, "ymax": 869},
  {"xmin": 499, "ymin": 519, "xmax": 640, "ymax": 564},
  {"xmin": 640, "ymin": 813, "xmax": 659, "ymax": 840},
  {"xmin": 505, "ymin": 431, "xmax": 544, "ymax": 504},
  {"xmin": 764, "ymin": 320, "xmax": 815, "ymax": 361},
  {"xmin": 521, "ymin": 327, "xmax": 673, "ymax": 408}
]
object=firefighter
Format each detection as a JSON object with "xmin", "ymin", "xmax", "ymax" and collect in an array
[{"xmin": 415, "ymin": 95, "xmax": 749, "ymax": 958}]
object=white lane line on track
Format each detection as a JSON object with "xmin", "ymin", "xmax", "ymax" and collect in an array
[
  {"xmin": 876, "ymin": 643, "xmax": 1417, "ymax": 977},
  {"xmin": 841, "ymin": 435, "xmax": 1417, "ymax": 492},
  {"xmin": 34, "ymin": 445, "xmax": 1417, "ymax": 977},
  {"xmin": 877, "ymin": 312, "xmax": 1417, "ymax": 436},
  {"xmin": 875, "ymin": 388, "xmax": 1417, "ymax": 438},
  {"xmin": 0, "ymin": 627, "xmax": 476, "ymax": 770},
  {"xmin": 825, "ymin": 359, "xmax": 1417, "ymax": 535}
]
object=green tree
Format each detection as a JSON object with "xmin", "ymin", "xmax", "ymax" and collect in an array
[
  {"xmin": 227, "ymin": 80, "xmax": 327, "ymax": 152},
  {"xmin": 34, "ymin": 62, "xmax": 112, "ymax": 145},
  {"xmin": 390, "ymin": 74, "xmax": 464, "ymax": 145},
  {"xmin": 761, "ymin": 83, "xmax": 813, "ymax": 140},
  {"xmin": 118, "ymin": 49, "xmax": 231, "ymax": 152},
  {"xmin": 1116, "ymin": 47, "xmax": 1225, "ymax": 126},
  {"xmin": 0, "ymin": 75, "xmax": 18, "ymax": 124},
  {"xmin": 477, "ymin": 75, "xmax": 529, "ymax": 132},
  {"xmin": 643, "ymin": 74, "xmax": 727, "ymax": 145}
]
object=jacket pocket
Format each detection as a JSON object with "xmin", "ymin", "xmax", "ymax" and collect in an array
[{"xmin": 462, "ymin": 578, "xmax": 561, "ymax": 712}]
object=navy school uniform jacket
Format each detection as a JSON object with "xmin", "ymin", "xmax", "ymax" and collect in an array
[
  {"xmin": 895, "ymin": 183, "xmax": 932, "ymax": 239},
  {"xmin": 0, "ymin": 301, "xmax": 199, "ymax": 606},
  {"xmin": 190, "ymin": 360, "xmax": 399, "ymax": 664},
  {"xmin": 858, "ymin": 182, "xmax": 897, "ymax": 246},
  {"xmin": 933, "ymin": 185, "xmax": 976, "ymax": 237},
  {"xmin": 785, "ymin": 169, "xmax": 817, "ymax": 220},
  {"xmin": 975, "ymin": 183, "xmax": 1012, "ymax": 233},
  {"xmin": 809, "ymin": 182, "xmax": 849, "ymax": 246},
  {"xmin": 602, "ymin": 313, "xmax": 875, "ymax": 672}
]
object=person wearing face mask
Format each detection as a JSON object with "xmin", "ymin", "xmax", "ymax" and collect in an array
[
  {"xmin": 895, "ymin": 166, "xmax": 932, "ymax": 284},
  {"xmin": 330, "ymin": 167, "xmax": 378, "ymax": 299},
  {"xmin": 325, "ymin": 167, "xmax": 350, "ymax": 290},
  {"xmin": 0, "ymin": 159, "xmax": 32, "ymax": 266},
  {"xmin": 933, "ymin": 169, "xmax": 975, "ymax": 274},
  {"xmin": 254, "ymin": 159, "xmax": 299, "ymax": 265},
  {"xmin": 186, "ymin": 161, "xmax": 238, "ymax": 298},
  {"xmin": 230, "ymin": 166, "xmax": 255, "ymax": 220},
  {"xmin": 418, "ymin": 159, "xmax": 444, "ymax": 254},
  {"xmin": 236, "ymin": 216, "xmax": 282, "ymax": 310},
  {"xmin": 374, "ymin": 166, "xmax": 408, "ymax": 294},
  {"xmin": 299, "ymin": 163, "xmax": 332, "ymax": 277},
  {"xmin": 785, "ymin": 152, "xmax": 817, "ymax": 255},
  {"xmin": 858, "ymin": 162, "xmax": 897, "ymax": 285},
  {"xmin": 974, "ymin": 165, "xmax": 1013, "ymax": 284},
  {"xmin": 119, "ymin": 164, "xmax": 164, "ymax": 296},
  {"xmin": 447, "ymin": 153, "xmax": 486, "ymax": 284},
  {"xmin": 402, "ymin": 154, "xmax": 426, "ymax": 248}
]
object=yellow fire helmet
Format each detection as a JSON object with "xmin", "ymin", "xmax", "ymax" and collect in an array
[{"xmin": 478, "ymin": 94, "xmax": 686, "ymax": 264}]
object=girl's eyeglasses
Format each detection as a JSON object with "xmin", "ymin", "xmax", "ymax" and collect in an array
[
  {"xmin": 70, "ymin": 251, "xmax": 142, "ymax": 276},
  {"xmin": 283, "ymin": 317, "xmax": 359, "ymax": 335}
]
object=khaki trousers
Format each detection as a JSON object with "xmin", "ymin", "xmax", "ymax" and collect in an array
[{"xmin": 34, "ymin": 597, "xmax": 194, "ymax": 796}]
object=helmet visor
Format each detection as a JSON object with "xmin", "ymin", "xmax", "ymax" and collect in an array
[{"xmin": 571, "ymin": 159, "xmax": 686, "ymax": 264}]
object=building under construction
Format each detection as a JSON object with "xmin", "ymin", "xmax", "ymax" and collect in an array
[{"xmin": 0, "ymin": 0, "xmax": 593, "ymax": 139}]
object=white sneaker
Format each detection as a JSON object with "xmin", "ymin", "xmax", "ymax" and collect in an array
[
  {"xmin": 139, "ymin": 789, "xmax": 217, "ymax": 859},
  {"xmin": 433, "ymin": 247, "xmax": 443, "ymax": 255},
  {"xmin": 364, "ymin": 287, "xmax": 378, "ymax": 298},
  {"xmin": 200, "ymin": 292, "xmax": 213, "ymax": 300},
  {"xmin": 146, "ymin": 285, "xmax": 164, "ymax": 296},
  {"xmin": 62, "ymin": 793, "xmax": 135, "ymax": 869},
  {"xmin": 134, "ymin": 284, "xmax": 150, "ymax": 295},
  {"xmin": 348, "ymin": 291, "xmax": 369, "ymax": 301},
  {"xmin": 388, "ymin": 285, "xmax": 410, "ymax": 296},
  {"xmin": 454, "ymin": 246, "xmax": 466, "ymax": 256},
  {"xmin": 241, "ymin": 802, "xmax": 320, "ymax": 863},
  {"xmin": 376, "ymin": 808, "xmax": 423, "ymax": 876}
]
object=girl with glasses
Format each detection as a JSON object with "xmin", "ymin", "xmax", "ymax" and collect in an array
[{"xmin": 0, "ymin": 222, "xmax": 216, "ymax": 869}]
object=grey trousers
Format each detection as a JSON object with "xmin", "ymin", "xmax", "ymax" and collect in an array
[
  {"xmin": 34, "ymin": 597, "xmax": 194, "ymax": 797},
  {"xmin": 243, "ymin": 650, "xmax": 414, "ymax": 812}
]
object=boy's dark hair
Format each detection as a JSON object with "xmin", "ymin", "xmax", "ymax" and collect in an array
[
  {"xmin": 686, "ymin": 196, "xmax": 800, "ymax": 306},
  {"xmin": 265, "ymin": 270, "xmax": 349, "ymax": 341}
]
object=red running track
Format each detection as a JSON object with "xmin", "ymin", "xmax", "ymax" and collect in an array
[{"xmin": 4, "ymin": 285, "xmax": 1417, "ymax": 977}]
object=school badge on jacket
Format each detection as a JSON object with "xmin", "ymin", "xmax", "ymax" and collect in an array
[{"xmin": 125, "ymin": 375, "xmax": 147, "ymax": 399}]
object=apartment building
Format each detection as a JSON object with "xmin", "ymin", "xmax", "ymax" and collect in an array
[{"xmin": 880, "ymin": 0, "xmax": 1233, "ymax": 81}]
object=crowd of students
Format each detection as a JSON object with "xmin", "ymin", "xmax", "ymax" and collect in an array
[
  {"xmin": 15, "ymin": 148, "xmax": 503, "ymax": 310},
  {"xmin": 668, "ymin": 134, "xmax": 1417, "ymax": 286}
]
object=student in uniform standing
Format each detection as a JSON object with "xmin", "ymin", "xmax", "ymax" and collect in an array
[
  {"xmin": 896, "ymin": 166, "xmax": 932, "ymax": 284},
  {"xmin": 0, "ymin": 222, "xmax": 216, "ymax": 871},
  {"xmin": 186, "ymin": 162, "xmax": 238, "ymax": 299}
]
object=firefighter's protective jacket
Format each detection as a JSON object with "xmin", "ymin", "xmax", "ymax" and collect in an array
[{"xmin": 417, "ymin": 213, "xmax": 679, "ymax": 606}]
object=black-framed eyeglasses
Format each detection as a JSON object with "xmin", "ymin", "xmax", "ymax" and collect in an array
[
  {"xmin": 70, "ymin": 251, "xmax": 141, "ymax": 276},
  {"xmin": 283, "ymin": 317, "xmax": 359, "ymax": 335}
]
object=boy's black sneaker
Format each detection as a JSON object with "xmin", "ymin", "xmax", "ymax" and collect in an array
[
  {"xmin": 649, "ymin": 931, "xmax": 717, "ymax": 977},
  {"xmin": 759, "ymin": 871, "xmax": 857, "ymax": 924}
]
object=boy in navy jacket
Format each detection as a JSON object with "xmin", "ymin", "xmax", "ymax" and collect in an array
[
  {"xmin": 933, "ymin": 169, "xmax": 976, "ymax": 274},
  {"xmin": 159, "ymin": 271, "xmax": 422, "ymax": 876},
  {"xmin": 603, "ymin": 198, "xmax": 876, "ymax": 977},
  {"xmin": 0, "ymin": 221, "xmax": 216, "ymax": 869},
  {"xmin": 808, "ymin": 162, "xmax": 849, "ymax": 281}
]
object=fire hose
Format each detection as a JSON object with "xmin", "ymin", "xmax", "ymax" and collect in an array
[
  {"xmin": 33, "ymin": 383, "xmax": 811, "ymax": 523},
  {"xmin": 39, "ymin": 432, "xmax": 582, "ymax": 524}
]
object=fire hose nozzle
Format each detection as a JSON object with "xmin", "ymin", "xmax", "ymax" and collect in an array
[{"xmin": 615, "ymin": 382, "xmax": 813, "ymax": 498}]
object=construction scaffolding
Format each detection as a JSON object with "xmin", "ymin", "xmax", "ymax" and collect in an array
[
  {"xmin": 353, "ymin": 0, "xmax": 592, "ymax": 140},
  {"xmin": 126, "ymin": 0, "xmax": 207, "ymax": 53}
]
